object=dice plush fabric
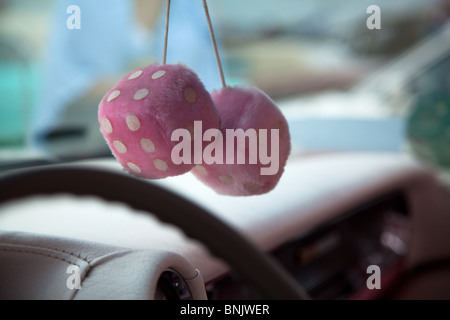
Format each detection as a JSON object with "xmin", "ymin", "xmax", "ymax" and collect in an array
[
  {"xmin": 98, "ymin": 63, "xmax": 221, "ymax": 179},
  {"xmin": 192, "ymin": 86, "xmax": 291, "ymax": 196}
]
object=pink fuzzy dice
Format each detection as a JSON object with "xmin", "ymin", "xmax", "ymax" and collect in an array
[
  {"xmin": 191, "ymin": 86, "xmax": 291, "ymax": 196},
  {"xmin": 98, "ymin": 63, "xmax": 220, "ymax": 179}
]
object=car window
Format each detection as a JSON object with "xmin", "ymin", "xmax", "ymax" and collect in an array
[{"xmin": 1, "ymin": 0, "xmax": 449, "ymax": 171}]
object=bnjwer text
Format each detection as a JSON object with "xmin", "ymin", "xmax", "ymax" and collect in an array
[{"xmin": 180, "ymin": 304, "xmax": 269, "ymax": 317}]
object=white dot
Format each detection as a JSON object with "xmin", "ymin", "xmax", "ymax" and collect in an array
[
  {"xmin": 127, "ymin": 162, "xmax": 141, "ymax": 174},
  {"xmin": 446, "ymin": 127, "xmax": 450, "ymax": 139},
  {"xmin": 152, "ymin": 70, "xmax": 166, "ymax": 79},
  {"xmin": 126, "ymin": 115, "xmax": 140, "ymax": 131},
  {"xmin": 107, "ymin": 90, "xmax": 120, "ymax": 102},
  {"xmin": 134, "ymin": 89, "xmax": 149, "ymax": 100},
  {"xmin": 113, "ymin": 140, "xmax": 127, "ymax": 153},
  {"xmin": 219, "ymin": 175, "xmax": 234, "ymax": 184},
  {"xmin": 101, "ymin": 118, "xmax": 113, "ymax": 134},
  {"xmin": 128, "ymin": 70, "xmax": 143, "ymax": 80},
  {"xmin": 154, "ymin": 159, "xmax": 168, "ymax": 172},
  {"xmin": 194, "ymin": 165, "xmax": 207, "ymax": 175},
  {"xmin": 244, "ymin": 182, "xmax": 261, "ymax": 192},
  {"xmin": 183, "ymin": 87, "xmax": 197, "ymax": 104},
  {"xmin": 140, "ymin": 138, "xmax": 155, "ymax": 153}
]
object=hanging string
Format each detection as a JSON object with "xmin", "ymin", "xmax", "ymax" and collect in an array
[
  {"xmin": 202, "ymin": 0, "xmax": 227, "ymax": 88},
  {"xmin": 162, "ymin": 0, "xmax": 171, "ymax": 64}
]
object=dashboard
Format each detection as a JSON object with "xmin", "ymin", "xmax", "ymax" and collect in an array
[
  {"xmin": 209, "ymin": 192, "xmax": 410, "ymax": 299},
  {"xmin": 0, "ymin": 152, "xmax": 449, "ymax": 300}
]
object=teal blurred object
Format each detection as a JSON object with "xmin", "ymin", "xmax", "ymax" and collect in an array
[
  {"xmin": 0, "ymin": 62, "xmax": 26, "ymax": 146},
  {"xmin": 406, "ymin": 90, "xmax": 450, "ymax": 168},
  {"xmin": 0, "ymin": 36, "xmax": 37, "ymax": 147}
]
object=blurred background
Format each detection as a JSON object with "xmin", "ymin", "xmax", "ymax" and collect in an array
[{"xmin": 0, "ymin": 0, "xmax": 449, "ymax": 176}]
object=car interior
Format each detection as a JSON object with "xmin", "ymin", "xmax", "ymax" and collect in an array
[{"xmin": 0, "ymin": 0, "xmax": 450, "ymax": 301}]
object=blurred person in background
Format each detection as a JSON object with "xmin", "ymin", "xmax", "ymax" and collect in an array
[{"xmin": 31, "ymin": 0, "xmax": 224, "ymax": 158}]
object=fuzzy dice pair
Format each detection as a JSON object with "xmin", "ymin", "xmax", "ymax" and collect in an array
[{"xmin": 98, "ymin": 63, "xmax": 290, "ymax": 196}]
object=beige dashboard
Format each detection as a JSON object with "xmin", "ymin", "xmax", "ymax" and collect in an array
[{"xmin": 0, "ymin": 152, "xmax": 449, "ymax": 299}]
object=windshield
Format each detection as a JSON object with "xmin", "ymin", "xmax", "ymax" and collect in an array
[{"xmin": 1, "ymin": 0, "xmax": 449, "ymax": 170}]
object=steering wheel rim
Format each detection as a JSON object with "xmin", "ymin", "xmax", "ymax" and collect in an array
[{"xmin": 0, "ymin": 166, "xmax": 310, "ymax": 300}]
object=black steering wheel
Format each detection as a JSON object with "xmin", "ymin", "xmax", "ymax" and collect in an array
[{"xmin": 0, "ymin": 165, "xmax": 310, "ymax": 300}]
